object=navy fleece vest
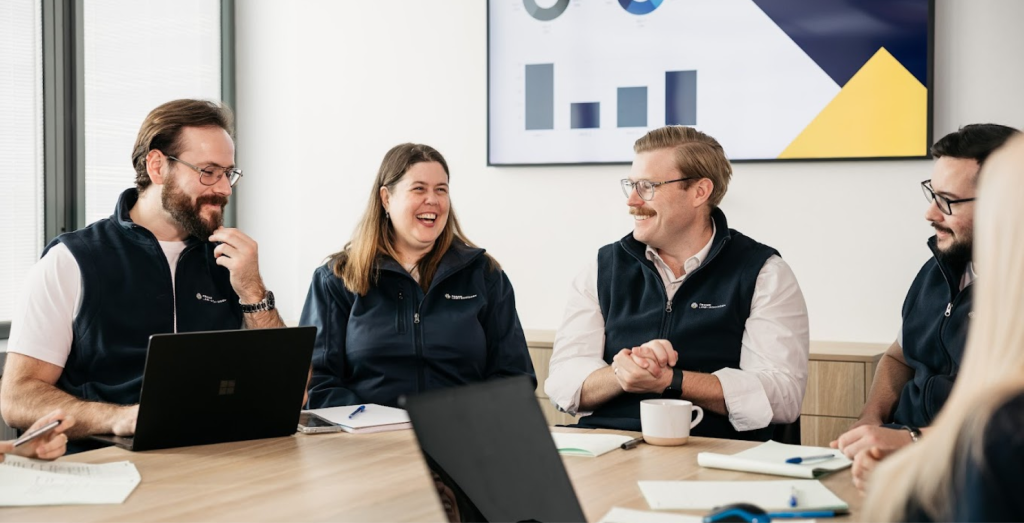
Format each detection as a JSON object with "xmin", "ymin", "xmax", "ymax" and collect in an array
[
  {"xmin": 892, "ymin": 237, "xmax": 972, "ymax": 427},
  {"xmin": 45, "ymin": 188, "xmax": 242, "ymax": 406},
  {"xmin": 581, "ymin": 208, "xmax": 778, "ymax": 441}
]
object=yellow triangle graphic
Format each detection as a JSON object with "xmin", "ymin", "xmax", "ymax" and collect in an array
[{"xmin": 779, "ymin": 47, "xmax": 927, "ymax": 159}]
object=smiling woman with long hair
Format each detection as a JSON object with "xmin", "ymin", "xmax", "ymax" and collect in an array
[
  {"xmin": 862, "ymin": 134, "xmax": 1024, "ymax": 521},
  {"xmin": 299, "ymin": 143, "xmax": 535, "ymax": 410}
]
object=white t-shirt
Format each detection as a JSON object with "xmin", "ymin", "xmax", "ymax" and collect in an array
[{"xmin": 8, "ymin": 240, "xmax": 188, "ymax": 368}]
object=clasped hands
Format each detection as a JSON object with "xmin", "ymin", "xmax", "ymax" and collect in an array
[{"xmin": 611, "ymin": 339, "xmax": 677, "ymax": 394}]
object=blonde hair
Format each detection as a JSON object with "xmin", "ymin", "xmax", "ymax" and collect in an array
[
  {"xmin": 329, "ymin": 143, "xmax": 495, "ymax": 296},
  {"xmin": 633, "ymin": 126, "xmax": 732, "ymax": 208},
  {"xmin": 864, "ymin": 134, "xmax": 1024, "ymax": 520}
]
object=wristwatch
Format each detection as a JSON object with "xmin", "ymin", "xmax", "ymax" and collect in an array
[
  {"xmin": 901, "ymin": 425, "xmax": 921, "ymax": 443},
  {"xmin": 661, "ymin": 368, "xmax": 684, "ymax": 399},
  {"xmin": 240, "ymin": 290, "xmax": 275, "ymax": 314}
]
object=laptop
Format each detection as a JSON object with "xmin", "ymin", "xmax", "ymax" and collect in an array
[
  {"xmin": 401, "ymin": 375, "xmax": 587, "ymax": 523},
  {"xmin": 92, "ymin": 326, "xmax": 315, "ymax": 451}
]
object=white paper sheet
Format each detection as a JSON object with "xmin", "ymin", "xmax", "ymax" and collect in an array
[
  {"xmin": 0, "ymin": 455, "xmax": 141, "ymax": 506},
  {"xmin": 638, "ymin": 479, "xmax": 848, "ymax": 512},
  {"xmin": 598, "ymin": 507, "xmax": 704, "ymax": 523}
]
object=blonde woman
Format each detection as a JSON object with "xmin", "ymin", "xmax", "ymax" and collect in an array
[
  {"xmin": 862, "ymin": 134, "xmax": 1024, "ymax": 521},
  {"xmin": 299, "ymin": 143, "xmax": 535, "ymax": 409}
]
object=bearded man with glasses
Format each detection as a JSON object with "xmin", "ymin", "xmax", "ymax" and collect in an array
[
  {"xmin": 1, "ymin": 99, "xmax": 289, "ymax": 453},
  {"xmin": 544, "ymin": 126, "xmax": 810, "ymax": 441},
  {"xmin": 832, "ymin": 123, "xmax": 1019, "ymax": 461}
]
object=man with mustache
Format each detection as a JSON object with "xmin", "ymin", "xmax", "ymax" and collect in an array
[
  {"xmin": 1, "ymin": 99, "xmax": 284, "ymax": 452},
  {"xmin": 832, "ymin": 124, "xmax": 1019, "ymax": 459},
  {"xmin": 545, "ymin": 126, "xmax": 809, "ymax": 440}
]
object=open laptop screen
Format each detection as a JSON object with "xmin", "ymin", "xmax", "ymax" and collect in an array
[{"xmin": 402, "ymin": 376, "xmax": 586, "ymax": 523}]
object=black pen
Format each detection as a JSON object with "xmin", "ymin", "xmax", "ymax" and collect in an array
[{"xmin": 620, "ymin": 437, "xmax": 644, "ymax": 450}]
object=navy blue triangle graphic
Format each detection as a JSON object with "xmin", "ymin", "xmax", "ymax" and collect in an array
[{"xmin": 751, "ymin": 0, "xmax": 929, "ymax": 87}]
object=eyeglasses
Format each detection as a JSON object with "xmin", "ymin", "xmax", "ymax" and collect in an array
[
  {"xmin": 167, "ymin": 155, "xmax": 244, "ymax": 187},
  {"xmin": 921, "ymin": 179, "xmax": 974, "ymax": 216},
  {"xmin": 621, "ymin": 177, "xmax": 696, "ymax": 201}
]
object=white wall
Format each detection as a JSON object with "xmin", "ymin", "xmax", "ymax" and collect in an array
[{"xmin": 235, "ymin": 0, "xmax": 1024, "ymax": 343}]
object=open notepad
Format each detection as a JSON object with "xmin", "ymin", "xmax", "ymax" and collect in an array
[
  {"xmin": 550, "ymin": 433, "xmax": 635, "ymax": 457},
  {"xmin": 0, "ymin": 455, "xmax": 141, "ymax": 506},
  {"xmin": 306, "ymin": 404, "xmax": 411, "ymax": 434},
  {"xmin": 639, "ymin": 479, "xmax": 849, "ymax": 512},
  {"xmin": 697, "ymin": 440, "xmax": 851, "ymax": 478}
]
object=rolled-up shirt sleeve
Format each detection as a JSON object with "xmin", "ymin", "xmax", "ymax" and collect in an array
[
  {"xmin": 713, "ymin": 255, "xmax": 809, "ymax": 431},
  {"xmin": 544, "ymin": 258, "xmax": 608, "ymax": 416}
]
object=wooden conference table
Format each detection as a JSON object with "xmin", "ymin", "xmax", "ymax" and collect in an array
[{"xmin": 2, "ymin": 428, "xmax": 860, "ymax": 522}]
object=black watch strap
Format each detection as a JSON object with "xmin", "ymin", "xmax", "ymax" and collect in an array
[
  {"xmin": 662, "ymin": 368, "xmax": 684, "ymax": 399},
  {"xmin": 901, "ymin": 425, "xmax": 921, "ymax": 443}
]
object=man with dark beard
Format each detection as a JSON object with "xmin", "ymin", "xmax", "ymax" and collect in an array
[
  {"xmin": 832, "ymin": 124, "xmax": 1019, "ymax": 459},
  {"xmin": 1, "ymin": 100, "xmax": 285, "ymax": 452}
]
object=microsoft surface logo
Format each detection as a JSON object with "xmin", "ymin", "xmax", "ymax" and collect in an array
[{"xmin": 219, "ymin": 380, "xmax": 236, "ymax": 395}]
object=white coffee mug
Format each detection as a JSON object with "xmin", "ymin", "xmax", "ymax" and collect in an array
[{"xmin": 640, "ymin": 399, "xmax": 704, "ymax": 446}]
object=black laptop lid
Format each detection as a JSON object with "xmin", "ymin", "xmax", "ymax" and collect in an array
[
  {"xmin": 402, "ymin": 376, "xmax": 586, "ymax": 523},
  {"xmin": 130, "ymin": 326, "xmax": 315, "ymax": 451}
]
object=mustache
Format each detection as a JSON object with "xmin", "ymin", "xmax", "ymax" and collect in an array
[
  {"xmin": 630, "ymin": 207, "xmax": 656, "ymax": 218},
  {"xmin": 931, "ymin": 222, "xmax": 953, "ymax": 235},
  {"xmin": 196, "ymin": 194, "xmax": 229, "ymax": 208}
]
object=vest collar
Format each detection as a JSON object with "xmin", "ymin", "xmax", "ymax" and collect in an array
[
  {"xmin": 620, "ymin": 207, "xmax": 733, "ymax": 273},
  {"xmin": 113, "ymin": 187, "xmax": 201, "ymax": 248},
  {"xmin": 926, "ymin": 235, "xmax": 968, "ymax": 297}
]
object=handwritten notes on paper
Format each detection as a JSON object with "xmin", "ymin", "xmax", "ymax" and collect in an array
[{"xmin": 0, "ymin": 455, "xmax": 141, "ymax": 506}]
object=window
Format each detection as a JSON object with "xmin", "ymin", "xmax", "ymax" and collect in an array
[
  {"xmin": 0, "ymin": 0, "xmax": 44, "ymax": 329},
  {"xmin": 83, "ymin": 0, "xmax": 222, "ymax": 224}
]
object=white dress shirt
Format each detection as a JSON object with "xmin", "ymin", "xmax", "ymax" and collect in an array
[{"xmin": 544, "ymin": 226, "xmax": 810, "ymax": 431}]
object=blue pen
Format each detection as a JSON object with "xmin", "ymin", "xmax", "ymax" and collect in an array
[
  {"xmin": 788, "ymin": 486, "xmax": 798, "ymax": 508},
  {"xmin": 785, "ymin": 454, "xmax": 836, "ymax": 464},
  {"xmin": 348, "ymin": 405, "xmax": 366, "ymax": 419},
  {"xmin": 767, "ymin": 511, "xmax": 836, "ymax": 519}
]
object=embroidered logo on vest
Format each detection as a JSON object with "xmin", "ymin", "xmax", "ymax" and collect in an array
[
  {"xmin": 445, "ymin": 293, "xmax": 478, "ymax": 300},
  {"xmin": 197, "ymin": 292, "xmax": 227, "ymax": 304},
  {"xmin": 691, "ymin": 302, "xmax": 726, "ymax": 310}
]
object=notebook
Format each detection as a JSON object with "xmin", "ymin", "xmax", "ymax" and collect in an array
[
  {"xmin": 401, "ymin": 376, "xmax": 587, "ymax": 522},
  {"xmin": 639, "ymin": 479, "xmax": 849, "ymax": 512},
  {"xmin": 551, "ymin": 432, "xmax": 635, "ymax": 457},
  {"xmin": 697, "ymin": 440, "xmax": 851, "ymax": 479},
  {"xmin": 90, "ymin": 327, "xmax": 315, "ymax": 451},
  {"xmin": 305, "ymin": 404, "xmax": 411, "ymax": 433}
]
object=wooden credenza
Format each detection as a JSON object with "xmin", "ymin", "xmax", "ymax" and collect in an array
[{"xmin": 525, "ymin": 329, "xmax": 884, "ymax": 447}]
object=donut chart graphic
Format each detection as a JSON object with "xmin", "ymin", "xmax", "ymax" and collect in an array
[
  {"xmin": 618, "ymin": 0, "xmax": 664, "ymax": 15},
  {"xmin": 523, "ymin": 0, "xmax": 570, "ymax": 21}
]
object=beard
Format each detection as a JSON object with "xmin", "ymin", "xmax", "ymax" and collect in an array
[
  {"xmin": 933, "ymin": 223, "xmax": 972, "ymax": 274},
  {"xmin": 161, "ymin": 172, "xmax": 229, "ymax": 240}
]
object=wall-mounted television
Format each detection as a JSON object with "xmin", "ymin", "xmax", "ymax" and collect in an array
[{"xmin": 488, "ymin": 0, "xmax": 933, "ymax": 165}]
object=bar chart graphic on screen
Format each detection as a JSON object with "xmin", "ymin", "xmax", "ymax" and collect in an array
[{"xmin": 488, "ymin": 0, "xmax": 931, "ymax": 164}]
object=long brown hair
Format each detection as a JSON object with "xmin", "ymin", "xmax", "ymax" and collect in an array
[{"xmin": 330, "ymin": 143, "xmax": 496, "ymax": 295}]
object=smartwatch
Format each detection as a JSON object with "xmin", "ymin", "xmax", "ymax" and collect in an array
[
  {"xmin": 240, "ymin": 290, "xmax": 275, "ymax": 314},
  {"xmin": 661, "ymin": 369, "xmax": 684, "ymax": 399},
  {"xmin": 901, "ymin": 425, "xmax": 921, "ymax": 443}
]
